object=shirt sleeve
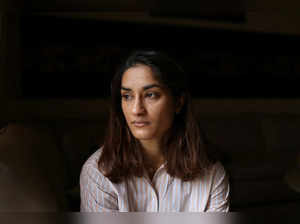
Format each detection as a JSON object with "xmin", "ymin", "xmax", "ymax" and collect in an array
[
  {"xmin": 205, "ymin": 162, "xmax": 230, "ymax": 212},
  {"xmin": 80, "ymin": 160, "xmax": 119, "ymax": 212}
]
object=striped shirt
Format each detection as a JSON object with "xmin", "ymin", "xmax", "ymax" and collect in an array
[{"xmin": 80, "ymin": 147, "xmax": 230, "ymax": 212}]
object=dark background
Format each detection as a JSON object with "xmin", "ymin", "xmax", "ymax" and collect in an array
[{"xmin": 19, "ymin": 15, "xmax": 300, "ymax": 99}]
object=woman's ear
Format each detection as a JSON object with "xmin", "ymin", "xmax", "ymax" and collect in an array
[{"xmin": 175, "ymin": 94, "xmax": 185, "ymax": 114}]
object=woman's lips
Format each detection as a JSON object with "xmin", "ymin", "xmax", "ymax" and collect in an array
[{"xmin": 133, "ymin": 122, "xmax": 150, "ymax": 127}]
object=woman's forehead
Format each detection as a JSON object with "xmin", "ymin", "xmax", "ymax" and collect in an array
[{"xmin": 121, "ymin": 65, "xmax": 163, "ymax": 89}]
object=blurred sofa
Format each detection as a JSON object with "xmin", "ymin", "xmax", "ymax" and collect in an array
[{"xmin": 0, "ymin": 113, "xmax": 300, "ymax": 212}]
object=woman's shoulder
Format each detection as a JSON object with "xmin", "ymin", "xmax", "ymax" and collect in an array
[
  {"xmin": 80, "ymin": 146, "xmax": 105, "ymax": 181},
  {"xmin": 201, "ymin": 160, "xmax": 227, "ymax": 182},
  {"xmin": 208, "ymin": 161, "xmax": 229, "ymax": 188},
  {"xmin": 212, "ymin": 161, "xmax": 227, "ymax": 176},
  {"xmin": 83, "ymin": 146, "xmax": 103, "ymax": 166},
  {"xmin": 79, "ymin": 146, "xmax": 119, "ymax": 202}
]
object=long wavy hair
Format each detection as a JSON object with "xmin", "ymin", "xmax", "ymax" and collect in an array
[{"xmin": 98, "ymin": 50, "xmax": 216, "ymax": 183}]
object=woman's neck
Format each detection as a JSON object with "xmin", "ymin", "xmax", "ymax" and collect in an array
[{"xmin": 140, "ymin": 140, "xmax": 164, "ymax": 169}]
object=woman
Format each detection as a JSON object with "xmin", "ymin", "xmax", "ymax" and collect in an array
[{"xmin": 80, "ymin": 50, "xmax": 230, "ymax": 212}]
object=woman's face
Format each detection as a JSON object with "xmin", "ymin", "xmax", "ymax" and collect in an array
[{"xmin": 121, "ymin": 64, "xmax": 177, "ymax": 144}]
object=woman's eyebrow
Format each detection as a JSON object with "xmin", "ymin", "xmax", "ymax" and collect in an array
[{"xmin": 121, "ymin": 84, "xmax": 162, "ymax": 91}]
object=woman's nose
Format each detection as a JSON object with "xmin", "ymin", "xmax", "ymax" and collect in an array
[{"xmin": 132, "ymin": 97, "xmax": 146, "ymax": 115}]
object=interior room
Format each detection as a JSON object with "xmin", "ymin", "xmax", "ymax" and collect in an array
[{"xmin": 1, "ymin": 0, "xmax": 300, "ymax": 215}]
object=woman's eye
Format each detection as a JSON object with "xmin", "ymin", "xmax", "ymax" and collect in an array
[
  {"xmin": 121, "ymin": 94, "xmax": 132, "ymax": 100},
  {"xmin": 146, "ymin": 92, "xmax": 158, "ymax": 99}
]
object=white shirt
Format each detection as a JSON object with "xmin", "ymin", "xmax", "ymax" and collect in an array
[{"xmin": 80, "ymin": 147, "xmax": 230, "ymax": 212}]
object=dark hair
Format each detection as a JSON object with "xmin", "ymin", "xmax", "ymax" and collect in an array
[{"xmin": 98, "ymin": 50, "xmax": 215, "ymax": 183}]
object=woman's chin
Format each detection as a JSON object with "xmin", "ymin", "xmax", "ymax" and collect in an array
[
  {"xmin": 133, "ymin": 135, "xmax": 154, "ymax": 141},
  {"xmin": 132, "ymin": 132, "xmax": 155, "ymax": 141}
]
